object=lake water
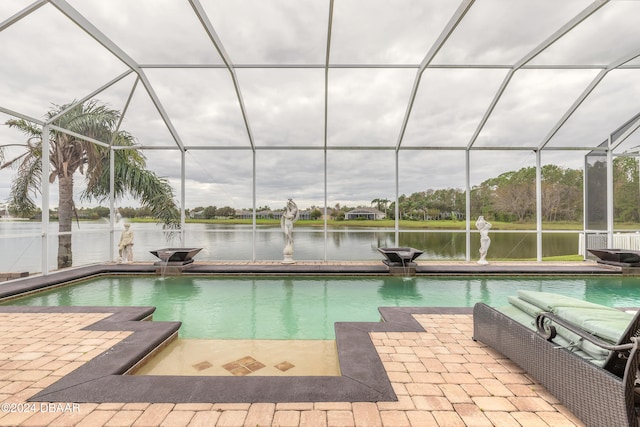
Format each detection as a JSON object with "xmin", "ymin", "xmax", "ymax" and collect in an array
[{"xmin": 0, "ymin": 220, "xmax": 580, "ymax": 273}]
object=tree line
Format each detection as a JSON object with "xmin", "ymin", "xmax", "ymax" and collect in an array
[
  {"xmin": 6, "ymin": 159, "xmax": 638, "ymax": 225},
  {"xmin": 115, "ymin": 158, "xmax": 640, "ymax": 224},
  {"xmin": 388, "ymin": 158, "xmax": 639, "ymax": 223},
  {"xmin": 7, "ymin": 157, "xmax": 639, "ymax": 225}
]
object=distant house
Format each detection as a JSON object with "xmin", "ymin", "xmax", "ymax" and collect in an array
[
  {"xmin": 434, "ymin": 211, "xmax": 466, "ymax": 221},
  {"xmin": 234, "ymin": 209, "xmax": 280, "ymax": 220},
  {"xmin": 234, "ymin": 209, "xmax": 253, "ymax": 219},
  {"xmin": 257, "ymin": 210, "xmax": 275, "ymax": 219},
  {"xmin": 345, "ymin": 208, "xmax": 385, "ymax": 220},
  {"xmin": 234, "ymin": 209, "xmax": 311, "ymax": 220},
  {"xmin": 323, "ymin": 208, "xmax": 335, "ymax": 220},
  {"xmin": 298, "ymin": 209, "xmax": 312, "ymax": 220}
]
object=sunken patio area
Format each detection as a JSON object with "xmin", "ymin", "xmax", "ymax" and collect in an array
[{"xmin": 0, "ymin": 261, "xmax": 619, "ymax": 426}]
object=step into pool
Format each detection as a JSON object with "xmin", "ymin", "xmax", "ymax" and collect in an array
[{"xmin": 132, "ymin": 339, "xmax": 340, "ymax": 376}]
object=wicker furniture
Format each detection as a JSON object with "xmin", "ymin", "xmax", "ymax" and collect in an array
[{"xmin": 473, "ymin": 293, "xmax": 640, "ymax": 427}]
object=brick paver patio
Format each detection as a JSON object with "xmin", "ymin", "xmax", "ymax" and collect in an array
[{"xmin": 0, "ymin": 312, "xmax": 585, "ymax": 426}]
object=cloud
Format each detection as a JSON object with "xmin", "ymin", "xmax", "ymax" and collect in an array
[
  {"xmin": 202, "ymin": 0, "xmax": 328, "ymax": 64},
  {"xmin": 1, "ymin": 0, "xmax": 640, "ymax": 211},
  {"xmin": 433, "ymin": 0, "xmax": 592, "ymax": 65}
]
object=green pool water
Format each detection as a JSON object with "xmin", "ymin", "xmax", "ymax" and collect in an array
[{"xmin": 3, "ymin": 275, "xmax": 640, "ymax": 339}]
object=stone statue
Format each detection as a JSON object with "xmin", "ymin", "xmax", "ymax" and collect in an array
[
  {"xmin": 118, "ymin": 223, "xmax": 134, "ymax": 263},
  {"xmin": 281, "ymin": 199, "xmax": 300, "ymax": 264},
  {"xmin": 476, "ymin": 216, "xmax": 491, "ymax": 265}
]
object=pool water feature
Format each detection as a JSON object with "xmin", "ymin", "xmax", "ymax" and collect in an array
[{"xmin": 4, "ymin": 275, "xmax": 640, "ymax": 340}]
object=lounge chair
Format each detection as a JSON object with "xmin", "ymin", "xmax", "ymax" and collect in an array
[{"xmin": 473, "ymin": 291, "xmax": 640, "ymax": 427}]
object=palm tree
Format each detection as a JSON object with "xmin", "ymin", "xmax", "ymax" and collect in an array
[
  {"xmin": 378, "ymin": 198, "xmax": 390, "ymax": 217},
  {"xmin": 1, "ymin": 100, "xmax": 179, "ymax": 269},
  {"xmin": 371, "ymin": 198, "xmax": 390, "ymax": 217}
]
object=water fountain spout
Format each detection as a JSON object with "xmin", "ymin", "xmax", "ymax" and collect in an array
[
  {"xmin": 377, "ymin": 247, "xmax": 424, "ymax": 276},
  {"xmin": 150, "ymin": 248, "xmax": 202, "ymax": 275},
  {"xmin": 157, "ymin": 250, "xmax": 176, "ymax": 278}
]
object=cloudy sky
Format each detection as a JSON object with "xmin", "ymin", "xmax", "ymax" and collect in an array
[{"xmin": 2, "ymin": 0, "xmax": 640, "ymax": 211}]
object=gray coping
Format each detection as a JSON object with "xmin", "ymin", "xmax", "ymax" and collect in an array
[
  {"xmin": 0, "ymin": 261, "xmax": 621, "ymax": 403},
  {"xmin": 0, "ymin": 261, "xmax": 617, "ymax": 300},
  {"xmin": 13, "ymin": 305, "xmax": 470, "ymax": 404},
  {"xmin": 186, "ymin": 262, "xmax": 617, "ymax": 276}
]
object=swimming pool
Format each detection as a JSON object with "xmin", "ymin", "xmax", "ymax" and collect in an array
[{"xmin": 4, "ymin": 275, "xmax": 640, "ymax": 339}]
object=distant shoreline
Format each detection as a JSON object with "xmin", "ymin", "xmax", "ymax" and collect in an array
[{"xmin": 5, "ymin": 217, "xmax": 640, "ymax": 232}]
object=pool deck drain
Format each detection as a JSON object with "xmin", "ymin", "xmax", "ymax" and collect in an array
[{"xmin": 0, "ymin": 261, "xmax": 619, "ymax": 426}]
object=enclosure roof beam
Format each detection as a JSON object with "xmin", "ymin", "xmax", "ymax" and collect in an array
[
  {"xmin": 0, "ymin": 107, "xmax": 44, "ymax": 126},
  {"xmin": 466, "ymin": 0, "xmax": 609, "ymax": 151},
  {"xmin": 129, "ymin": 63, "xmax": 640, "ymax": 70},
  {"xmin": 610, "ymin": 111, "xmax": 640, "ymax": 152},
  {"xmin": 536, "ymin": 70, "xmax": 607, "ymax": 151},
  {"xmin": 395, "ymin": 0, "xmax": 475, "ymax": 152},
  {"xmin": 48, "ymin": 124, "xmax": 110, "ymax": 148},
  {"xmin": 1, "ymin": 115, "xmax": 124, "ymax": 149},
  {"xmin": 324, "ymin": 0, "xmax": 334, "ymax": 151},
  {"xmin": 188, "ymin": 0, "xmax": 256, "ymax": 152},
  {"xmin": 0, "ymin": 0, "xmax": 47, "ymax": 32},
  {"xmin": 136, "ymin": 63, "xmax": 640, "ymax": 70},
  {"xmin": 170, "ymin": 144, "xmax": 609, "ymax": 151},
  {"xmin": 47, "ymin": 70, "xmax": 135, "ymax": 124},
  {"xmin": 323, "ymin": 1, "xmax": 335, "ymax": 262},
  {"xmin": 48, "ymin": 0, "xmax": 186, "ymax": 152},
  {"xmin": 537, "ymin": 48, "xmax": 640, "ymax": 151}
]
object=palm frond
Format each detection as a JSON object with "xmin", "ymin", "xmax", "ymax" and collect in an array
[
  {"xmin": 0, "ymin": 130, "xmax": 42, "ymax": 216},
  {"xmin": 9, "ymin": 151, "xmax": 42, "ymax": 216},
  {"xmin": 6, "ymin": 99, "xmax": 180, "ymax": 228},
  {"xmin": 79, "ymin": 128, "xmax": 180, "ymax": 229},
  {"xmin": 51, "ymin": 100, "xmax": 120, "ymax": 144},
  {"xmin": 124, "ymin": 167, "xmax": 180, "ymax": 229},
  {"xmin": 5, "ymin": 99, "xmax": 180, "ymax": 267},
  {"xmin": 1, "ymin": 150, "xmax": 31, "ymax": 171},
  {"xmin": 6, "ymin": 119, "xmax": 42, "ymax": 138}
]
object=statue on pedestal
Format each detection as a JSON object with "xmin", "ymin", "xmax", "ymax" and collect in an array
[
  {"xmin": 281, "ymin": 199, "xmax": 299, "ymax": 264},
  {"xmin": 118, "ymin": 223, "xmax": 134, "ymax": 263},
  {"xmin": 476, "ymin": 216, "xmax": 491, "ymax": 265}
]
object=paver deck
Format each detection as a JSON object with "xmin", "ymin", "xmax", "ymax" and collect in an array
[{"xmin": 0, "ymin": 311, "xmax": 586, "ymax": 426}]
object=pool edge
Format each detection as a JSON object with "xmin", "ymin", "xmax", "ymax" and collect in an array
[
  {"xmin": 6, "ymin": 304, "xmax": 468, "ymax": 403},
  {"xmin": 0, "ymin": 262, "xmax": 614, "ymax": 403}
]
